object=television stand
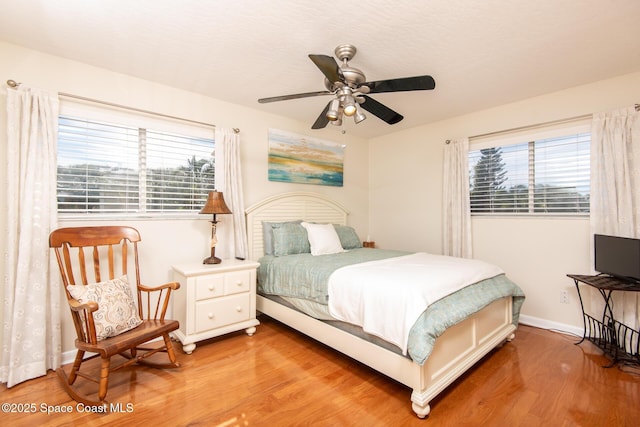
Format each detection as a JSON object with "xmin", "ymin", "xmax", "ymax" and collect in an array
[{"xmin": 567, "ymin": 274, "xmax": 640, "ymax": 367}]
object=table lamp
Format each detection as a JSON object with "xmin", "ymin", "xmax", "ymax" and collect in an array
[{"xmin": 199, "ymin": 190, "xmax": 232, "ymax": 264}]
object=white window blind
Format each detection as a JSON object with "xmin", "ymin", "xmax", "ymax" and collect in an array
[
  {"xmin": 144, "ymin": 130, "xmax": 215, "ymax": 211},
  {"xmin": 469, "ymin": 128, "xmax": 590, "ymax": 215},
  {"xmin": 57, "ymin": 103, "xmax": 215, "ymax": 215}
]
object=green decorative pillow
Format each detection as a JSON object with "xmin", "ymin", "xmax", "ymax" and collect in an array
[
  {"xmin": 262, "ymin": 220, "xmax": 302, "ymax": 255},
  {"xmin": 333, "ymin": 225, "xmax": 362, "ymax": 249},
  {"xmin": 67, "ymin": 275, "xmax": 142, "ymax": 341},
  {"xmin": 272, "ymin": 222, "xmax": 311, "ymax": 256}
]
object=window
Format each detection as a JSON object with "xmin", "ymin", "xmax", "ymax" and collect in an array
[
  {"xmin": 57, "ymin": 108, "xmax": 215, "ymax": 215},
  {"xmin": 469, "ymin": 130, "xmax": 590, "ymax": 215}
]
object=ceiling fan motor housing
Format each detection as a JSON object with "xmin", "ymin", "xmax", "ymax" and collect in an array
[
  {"xmin": 341, "ymin": 66, "xmax": 366, "ymax": 87},
  {"xmin": 334, "ymin": 44, "xmax": 366, "ymax": 87}
]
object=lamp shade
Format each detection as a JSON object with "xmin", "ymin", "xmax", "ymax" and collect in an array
[{"xmin": 199, "ymin": 191, "xmax": 232, "ymax": 215}]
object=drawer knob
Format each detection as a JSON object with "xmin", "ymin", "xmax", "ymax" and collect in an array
[
  {"xmin": 236, "ymin": 306, "xmax": 243, "ymax": 312},
  {"xmin": 208, "ymin": 285, "xmax": 215, "ymax": 291},
  {"xmin": 208, "ymin": 313, "xmax": 215, "ymax": 319},
  {"xmin": 236, "ymin": 281, "xmax": 243, "ymax": 287}
]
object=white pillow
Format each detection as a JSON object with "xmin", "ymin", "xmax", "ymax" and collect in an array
[
  {"xmin": 67, "ymin": 275, "xmax": 143, "ymax": 341},
  {"xmin": 301, "ymin": 222, "xmax": 345, "ymax": 256}
]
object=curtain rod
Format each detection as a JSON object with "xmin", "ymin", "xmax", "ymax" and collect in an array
[
  {"xmin": 5, "ymin": 79, "xmax": 237, "ymax": 132},
  {"xmin": 445, "ymin": 103, "xmax": 639, "ymax": 144}
]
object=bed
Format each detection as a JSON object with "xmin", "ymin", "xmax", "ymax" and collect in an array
[{"xmin": 245, "ymin": 192, "xmax": 524, "ymax": 419}]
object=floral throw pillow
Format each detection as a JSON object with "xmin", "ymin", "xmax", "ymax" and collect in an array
[{"xmin": 67, "ymin": 275, "xmax": 143, "ymax": 341}]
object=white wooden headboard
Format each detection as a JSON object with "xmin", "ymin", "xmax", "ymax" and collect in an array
[{"xmin": 245, "ymin": 192, "xmax": 349, "ymax": 261}]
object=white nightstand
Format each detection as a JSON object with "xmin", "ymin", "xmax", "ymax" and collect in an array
[{"xmin": 172, "ymin": 259, "xmax": 260, "ymax": 354}]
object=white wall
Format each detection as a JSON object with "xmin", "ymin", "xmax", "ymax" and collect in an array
[
  {"xmin": 369, "ymin": 71, "xmax": 640, "ymax": 333},
  {"xmin": 0, "ymin": 41, "xmax": 369, "ymax": 353},
  {"xmin": 3, "ymin": 38, "xmax": 640, "ymax": 353}
]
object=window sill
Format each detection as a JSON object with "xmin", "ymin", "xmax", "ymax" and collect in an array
[
  {"xmin": 57, "ymin": 213, "xmax": 207, "ymax": 221},
  {"xmin": 471, "ymin": 214, "xmax": 589, "ymax": 220}
]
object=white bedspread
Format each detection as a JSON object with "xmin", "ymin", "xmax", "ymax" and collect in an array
[{"xmin": 327, "ymin": 252, "xmax": 504, "ymax": 355}]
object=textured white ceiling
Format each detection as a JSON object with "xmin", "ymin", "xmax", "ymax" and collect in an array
[{"xmin": 1, "ymin": 0, "xmax": 640, "ymax": 138}]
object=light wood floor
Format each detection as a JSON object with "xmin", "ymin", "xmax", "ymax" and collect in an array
[{"xmin": 2, "ymin": 316, "xmax": 639, "ymax": 426}]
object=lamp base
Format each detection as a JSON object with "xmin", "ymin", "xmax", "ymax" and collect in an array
[{"xmin": 203, "ymin": 256, "xmax": 222, "ymax": 265}]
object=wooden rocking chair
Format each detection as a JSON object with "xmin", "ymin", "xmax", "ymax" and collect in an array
[{"xmin": 50, "ymin": 226, "xmax": 181, "ymax": 405}]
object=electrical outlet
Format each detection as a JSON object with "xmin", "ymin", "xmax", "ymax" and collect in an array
[{"xmin": 560, "ymin": 290, "xmax": 569, "ymax": 304}]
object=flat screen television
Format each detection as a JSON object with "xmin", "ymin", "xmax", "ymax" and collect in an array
[{"xmin": 594, "ymin": 234, "xmax": 640, "ymax": 282}]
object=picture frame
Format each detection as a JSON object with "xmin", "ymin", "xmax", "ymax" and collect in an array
[{"xmin": 268, "ymin": 129, "xmax": 344, "ymax": 187}]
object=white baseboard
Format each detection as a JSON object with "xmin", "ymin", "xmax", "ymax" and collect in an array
[
  {"xmin": 519, "ymin": 314, "xmax": 584, "ymax": 337},
  {"xmin": 61, "ymin": 350, "xmax": 77, "ymax": 366}
]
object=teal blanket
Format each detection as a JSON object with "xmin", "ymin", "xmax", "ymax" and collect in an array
[{"xmin": 258, "ymin": 249, "xmax": 525, "ymax": 365}]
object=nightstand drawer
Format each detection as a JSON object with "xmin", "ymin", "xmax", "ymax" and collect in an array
[
  {"xmin": 224, "ymin": 270, "xmax": 252, "ymax": 295},
  {"xmin": 195, "ymin": 294, "xmax": 251, "ymax": 332},
  {"xmin": 195, "ymin": 275, "xmax": 225, "ymax": 301}
]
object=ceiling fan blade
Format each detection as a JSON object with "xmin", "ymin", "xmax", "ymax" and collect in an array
[
  {"xmin": 359, "ymin": 95, "xmax": 404, "ymax": 125},
  {"xmin": 258, "ymin": 91, "xmax": 332, "ymax": 103},
  {"xmin": 311, "ymin": 102, "xmax": 332, "ymax": 129},
  {"xmin": 309, "ymin": 54, "xmax": 343, "ymax": 83},
  {"xmin": 364, "ymin": 75, "xmax": 436, "ymax": 93}
]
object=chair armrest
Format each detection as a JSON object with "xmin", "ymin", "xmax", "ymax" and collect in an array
[
  {"xmin": 67, "ymin": 298, "xmax": 100, "ymax": 344},
  {"xmin": 68, "ymin": 298, "xmax": 99, "ymax": 313},
  {"xmin": 138, "ymin": 281, "xmax": 180, "ymax": 293},
  {"xmin": 137, "ymin": 282, "xmax": 180, "ymax": 321}
]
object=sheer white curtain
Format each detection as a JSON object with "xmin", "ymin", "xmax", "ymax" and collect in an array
[
  {"xmin": 214, "ymin": 128, "xmax": 249, "ymax": 260},
  {"xmin": 443, "ymin": 137, "xmax": 472, "ymax": 258},
  {"xmin": 1, "ymin": 86, "xmax": 61, "ymax": 387},
  {"xmin": 590, "ymin": 106, "xmax": 640, "ymax": 330}
]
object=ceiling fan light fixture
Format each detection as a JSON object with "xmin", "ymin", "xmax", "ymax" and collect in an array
[
  {"xmin": 342, "ymin": 95, "xmax": 357, "ymax": 117},
  {"xmin": 354, "ymin": 107, "xmax": 366, "ymax": 124},
  {"xmin": 326, "ymin": 99, "xmax": 341, "ymax": 121}
]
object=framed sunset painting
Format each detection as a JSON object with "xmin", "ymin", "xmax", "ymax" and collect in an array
[{"xmin": 268, "ymin": 129, "xmax": 344, "ymax": 186}]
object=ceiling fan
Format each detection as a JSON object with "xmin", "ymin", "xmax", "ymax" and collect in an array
[{"xmin": 258, "ymin": 44, "xmax": 436, "ymax": 129}]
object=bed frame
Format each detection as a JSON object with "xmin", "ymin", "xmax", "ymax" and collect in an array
[{"xmin": 246, "ymin": 192, "xmax": 516, "ymax": 419}]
